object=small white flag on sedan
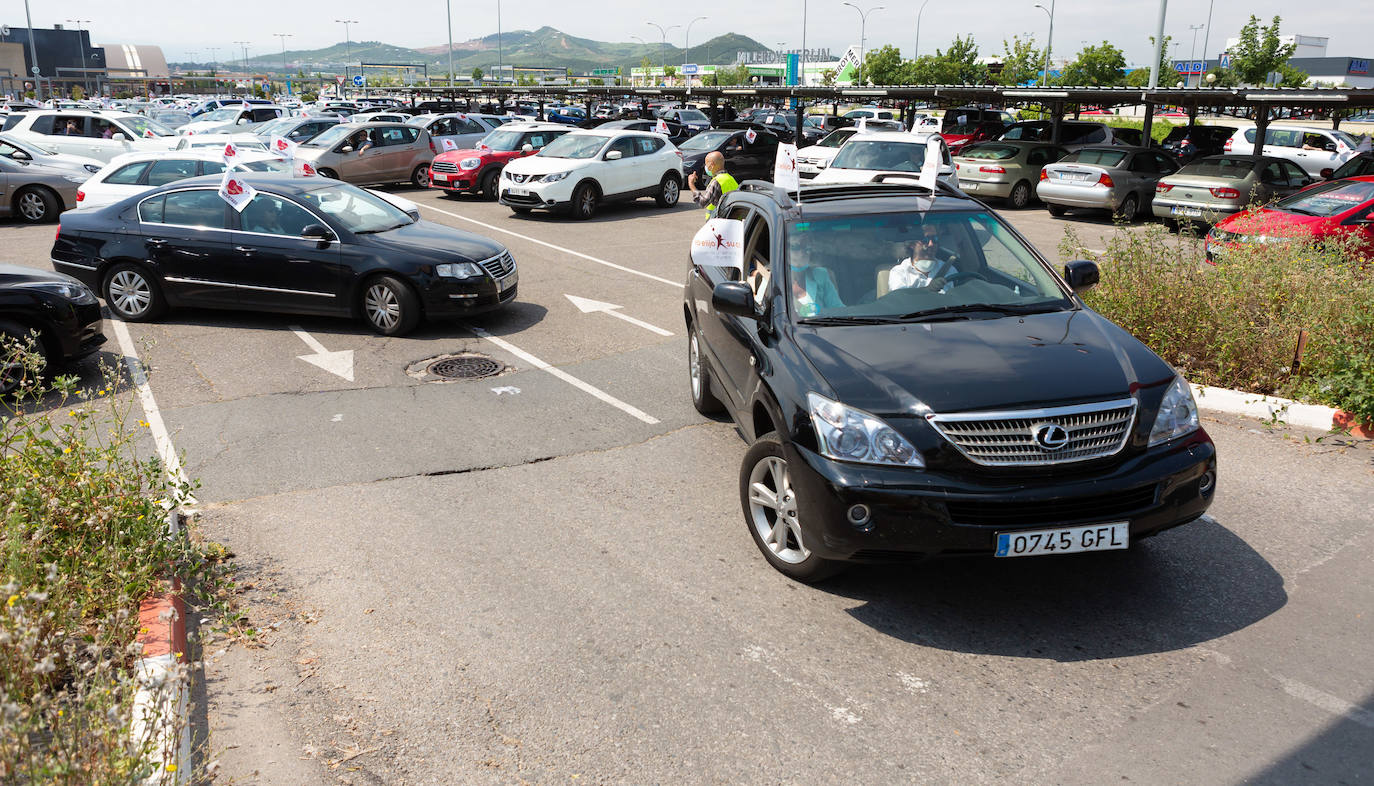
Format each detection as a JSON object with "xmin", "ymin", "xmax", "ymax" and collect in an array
[
  {"xmin": 655, "ymin": 118, "xmax": 670, "ymax": 135},
  {"xmin": 294, "ymin": 159, "xmax": 318, "ymax": 178},
  {"xmin": 917, "ymin": 137, "xmax": 943, "ymax": 193},
  {"xmin": 773, "ymin": 143, "xmax": 799, "ymax": 191},
  {"xmin": 745, "ymin": 129, "xmax": 757, "ymax": 144},
  {"xmin": 441, "ymin": 138, "xmax": 458, "ymax": 151},
  {"xmin": 222, "ymin": 141, "xmax": 244, "ymax": 166},
  {"xmin": 269, "ymin": 135, "xmax": 298, "ymax": 159},
  {"xmin": 218, "ymin": 171, "xmax": 257, "ymax": 212}
]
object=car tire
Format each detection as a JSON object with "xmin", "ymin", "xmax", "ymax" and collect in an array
[
  {"xmin": 1115, "ymin": 193, "xmax": 1140, "ymax": 222},
  {"xmin": 1008, "ymin": 180, "xmax": 1032, "ymax": 209},
  {"xmin": 688, "ymin": 325, "xmax": 724, "ymax": 415},
  {"xmin": 1046, "ymin": 202, "xmax": 1068, "ymax": 217},
  {"xmin": 570, "ymin": 182, "xmax": 598, "ymax": 220},
  {"xmin": 739, "ymin": 433, "xmax": 844, "ymax": 583},
  {"xmin": 479, "ymin": 169, "xmax": 500, "ymax": 200},
  {"xmin": 360, "ymin": 275, "xmax": 420, "ymax": 336},
  {"xmin": 14, "ymin": 187, "xmax": 57, "ymax": 224},
  {"xmin": 411, "ymin": 164, "xmax": 430, "ymax": 189},
  {"xmin": 316, "ymin": 168, "xmax": 339, "ymax": 179},
  {"xmin": 0, "ymin": 319, "xmax": 47, "ymax": 396},
  {"xmin": 103, "ymin": 263, "xmax": 166, "ymax": 322},
  {"xmin": 655, "ymin": 173, "xmax": 681, "ymax": 207}
]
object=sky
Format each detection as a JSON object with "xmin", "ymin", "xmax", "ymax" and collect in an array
[{"xmin": 18, "ymin": 0, "xmax": 1367, "ymax": 67}]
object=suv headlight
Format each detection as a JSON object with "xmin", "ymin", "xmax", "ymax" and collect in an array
[
  {"xmin": 1148, "ymin": 375, "xmax": 1200, "ymax": 446},
  {"xmin": 20, "ymin": 281, "xmax": 98, "ymax": 305},
  {"xmin": 808, "ymin": 393, "xmax": 924, "ymax": 467},
  {"xmin": 540, "ymin": 172, "xmax": 569, "ymax": 183},
  {"xmin": 435, "ymin": 262, "xmax": 485, "ymax": 278},
  {"xmin": 459, "ymin": 157, "xmax": 482, "ymax": 170},
  {"xmin": 83, "ymin": 163, "xmax": 101, "ymax": 174}
]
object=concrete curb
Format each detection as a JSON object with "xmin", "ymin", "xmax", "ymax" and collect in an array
[
  {"xmin": 131, "ymin": 510, "xmax": 192, "ymax": 785},
  {"xmin": 1190, "ymin": 384, "xmax": 1370, "ymax": 437}
]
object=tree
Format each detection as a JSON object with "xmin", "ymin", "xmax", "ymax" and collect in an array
[
  {"xmin": 861, "ymin": 44, "xmax": 905, "ymax": 86},
  {"xmin": 1229, "ymin": 15, "xmax": 1297, "ymax": 85},
  {"xmin": 1061, "ymin": 42, "xmax": 1126, "ymax": 86},
  {"xmin": 471, "ymin": 67, "xmax": 484, "ymax": 82},
  {"xmin": 820, "ymin": 68, "xmax": 837, "ymax": 87},
  {"xmin": 904, "ymin": 36, "xmax": 988, "ymax": 85},
  {"xmin": 708, "ymin": 64, "xmax": 749, "ymax": 86},
  {"xmin": 1276, "ymin": 61, "xmax": 1309, "ymax": 88},
  {"xmin": 998, "ymin": 34, "xmax": 1043, "ymax": 86}
]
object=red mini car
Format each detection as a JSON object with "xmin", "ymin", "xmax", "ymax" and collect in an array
[
  {"xmin": 1205, "ymin": 175, "xmax": 1374, "ymax": 261},
  {"xmin": 428, "ymin": 122, "xmax": 572, "ymax": 200}
]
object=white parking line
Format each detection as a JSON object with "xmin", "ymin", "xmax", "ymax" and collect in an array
[
  {"xmin": 1272, "ymin": 673, "xmax": 1374, "ymax": 729},
  {"xmin": 110, "ymin": 318, "xmax": 193, "ymax": 504},
  {"xmin": 467, "ymin": 326, "xmax": 660, "ymax": 425},
  {"xmin": 417, "ymin": 203, "xmax": 681, "ymax": 288}
]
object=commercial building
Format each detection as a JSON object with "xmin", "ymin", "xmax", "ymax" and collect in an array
[{"xmin": 0, "ymin": 24, "xmax": 104, "ymax": 97}]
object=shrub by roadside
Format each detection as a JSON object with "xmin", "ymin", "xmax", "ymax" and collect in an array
[
  {"xmin": 1, "ymin": 344, "xmax": 216, "ymax": 783},
  {"xmin": 1063, "ymin": 224, "xmax": 1374, "ymax": 427}
]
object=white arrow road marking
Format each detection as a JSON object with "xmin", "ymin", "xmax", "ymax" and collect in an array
[
  {"xmin": 467, "ymin": 326, "xmax": 659, "ymax": 425},
  {"xmin": 491, "ymin": 386, "xmax": 521, "ymax": 395},
  {"xmin": 290, "ymin": 326, "xmax": 354, "ymax": 381},
  {"xmin": 564, "ymin": 294, "xmax": 674, "ymax": 336}
]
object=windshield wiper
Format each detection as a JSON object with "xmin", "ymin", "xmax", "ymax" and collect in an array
[
  {"xmin": 1281, "ymin": 206, "xmax": 1320, "ymax": 216},
  {"xmin": 897, "ymin": 303, "xmax": 1064, "ymax": 321},
  {"xmin": 799, "ymin": 315, "xmax": 905, "ymax": 325},
  {"xmin": 354, "ymin": 223, "xmax": 408, "ymax": 235}
]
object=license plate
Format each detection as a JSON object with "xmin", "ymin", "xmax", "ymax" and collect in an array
[
  {"xmin": 433, "ymin": 173, "xmax": 450, "ymax": 183},
  {"xmin": 963, "ymin": 181, "xmax": 978, "ymax": 190},
  {"xmin": 497, "ymin": 270, "xmax": 518, "ymax": 291},
  {"xmin": 1171, "ymin": 205, "xmax": 1203, "ymax": 217},
  {"xmin": 995, "ymin": 522, "xmax": 1129, "ymax": 558},
  {"xmin": 1059, "ymin": 172, "xmax": 1090, "ymax": 182},
  {"xmin": 507, "ymin": 186, "xmax": 528, "ymax": 196}
]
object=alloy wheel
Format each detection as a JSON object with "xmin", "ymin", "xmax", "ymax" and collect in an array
[
  {"xmin": 663, "ymin": 178, "xmax": 679, "ymax": 204},
  {"xmin": 689, "ymin": 332, "xmax": 703, "ymax": 400},
  {"xmin": 747, "ymin": 455, "xmax": 810, "ymax": 565},
  {"xmin": 109, "ymin": 270, "xmax": 152, "ymax": 317},
  {"xmin": 18, "ymin": 192, "xmax": 46, "ymax": 221},
  {"xmin": 364, "ymin": 283, "xmax": 401, "ymax": 331}
]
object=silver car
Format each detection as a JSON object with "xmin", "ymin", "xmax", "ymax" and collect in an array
[
  {"xmin": 0, "ymin": 133, "xmax": 104, "ymax": 177},
  {"xmin": 0, "ymin": 156, "xmax": 83, "ymax": 223},
  {"xmin": 295, "ymin": 122, "xmax": 437, "ymax": 187},
  {"xmin": 953, "ymin": 141, "xmax": 1069, "ymax": 208},
  {"xmin": 1038, "ymin": 146, "xmax": 1180, "ymax": 220},
  {"xmin": 1151, "ymin": 155, "xmax": 1313, "ymax": 225},
  {"xmin": 409, "ymin": 113, "xmax": 506, "ymax": 153}
]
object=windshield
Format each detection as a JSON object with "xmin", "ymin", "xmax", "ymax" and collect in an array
[
  {"xmin": 304, "ymin": 124, "xmax": 356, "ymax": 148},
  {"xmin": 478, "ymin": 129, "xmax": 523, "ymax": 152},
  {"xmin": 784, "ymin": 211, "xmax": 1071, "ymax": 322},
  {"xmin": 676, "ymin": 110, "xmax": 708, "ymax": 123},
  {"xmin": 999, "ymin": 124, "xmax": 1048, "ymax": 141},
  {"xmin": 1330, "ymin": 155, "xmax": 1374, "ymax": 180},
  {"xmin": 296, "ymin": 184, "xmax": 413, "ymax": 233},
  {"xmin": 830, "ymin": 140, "xmax": 925, "ymax": 171},
  {"xmin": 254, "ymin": 118, "xmax": 295, "ymax": 137},
  {"xmin": 817, "ymin": 129, "xmax": 856, "ymax": 148},
  {"xmin": 1274, "ymin": 180, "xmax": 1374, "ymax": 217},
  {"xmin": 1179, "ymin": 157, "xmax": 1254, "ymax": 179},
  {"xmin": 121, "ymin": 116, "xmax": 175, "ymax": 137},
  {"xmin": 957, "ymin": 144, "xmax": 1018, "ymax": 161},
  {"xmin": 1062, "ymin": 149, "xmax": 1127, "ymax": 167},
  {"xmin": 537, "ymin": 134, "xmax": 607, "ymax": 159},
  {"xmin": 679, "ymin": 131, "xmax": 734, "ymax": 152},
  {"xmin": 238, "ymin": 159, "xmax": 292, "ymax": 173},
  {"xmin": 199, "ymin": 109, "xmax": 239, "ymax": 122}
]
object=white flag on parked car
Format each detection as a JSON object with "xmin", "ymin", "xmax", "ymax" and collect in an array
[
  {"xmin": 774, "ymin": 143, "xmax": 799, "ymax": 191},
  {"xmin": 441, "ymin": 138, "xmax": 458, "ymax": 151},
  {"xmin": 1357, "ymin": 135, "xmax": 1372, "ymax": 153},
  {"xmin": 745, "ymin": 129, "xmax": 757, "ymax": 144},
  {"xmin": 269, "ymin": 135, "xmax": 298, "ymax": 159},
  {"xmin": 222, "ymin": 141, "xmax": 244, "ymax": 166},
  {"xmin": 655, "ymin": 118, "xmax": 670, "ymax": 135},
  {"xmin": 218, "ymin": 171, "xmax": 257, "ymax": 212},
  {"xmin": 917, "ymin": 137, "xmax": 942, "ymax": 192},
  {"xmin": 689, "ymin": 218, "xmax": 746, "ymax": 275},
  {"xmin": 293, "ymin": 159, "xmax": 318, "ymax": 178}
]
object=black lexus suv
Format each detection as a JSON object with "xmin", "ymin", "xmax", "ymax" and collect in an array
[{"xmin": 684, "ymin": 180, "xmax": 1217, "ymax": 581}]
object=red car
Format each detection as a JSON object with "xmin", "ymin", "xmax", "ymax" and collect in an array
[
  {"xmin": 1205, "ymin": 175, "xmax": 1374, "ymax": 262},
  {"xmin": 428, "ymin": 122, "xmax": 572, "ymax": 200},
  {"xmin": 941, "ymin": 120, "xmax": 1008, "ymax": 154}
]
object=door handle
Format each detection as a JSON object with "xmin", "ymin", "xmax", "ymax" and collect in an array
[
  {"xmin": 145, "ymin": 238, "xmax": 167, "ymax": 247},
  {"xmin": 234, "ymin": 245, "xmax": 256, "ymax": 254}
]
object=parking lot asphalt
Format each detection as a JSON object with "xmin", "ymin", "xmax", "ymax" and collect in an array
[{"xmin": 4, "ymin": 189, "xmax": 1370, "ymax": 784}]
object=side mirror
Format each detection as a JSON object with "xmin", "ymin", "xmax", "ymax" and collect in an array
[
  {"xmin": 1323, "ymin": 142, "xmax": 1337, "ymax": 152},
  {"xmin": 712, "ymin": 282, "xmax": 757, "ymax": 318},
  {"xmin": 521, "ymin": 143, "xmax": 534, "ymax": 153},
  {"xmin": 1063, "ymin": 260, "xmax": 1100, "ymax": 293},
  {"xmin": 339, "ymin": 145, "xmax": 353, "ymax": 153},
  {"xmin": 11, "ymin": 150, "xmax": 30, "ymax": 161},
  {"xmin": 1320, "ymin": 168, "xmax": 1335, "ymax": 180},
  {"xmin": 300, "ymin": 223, "xmax": 335, "ymax": 241},
  {"xmin": 605, "ymin": 150, "xmax": 623, "ymax": 161},
  {"xmin": 112, "ymin": 132, "xmax": 128, "ymax": 141}
]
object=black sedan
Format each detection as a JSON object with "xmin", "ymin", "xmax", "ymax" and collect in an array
[
  {"xmin": 50, "ymin": 173, "xmax": 517, "ymax": 336},
  {"xmin": 685, "ymin": 181, "xmax": 1216, "ymax": 581},
  {"xmin": 1, "ymin": 263, "xmax": 105, "ymax": 394},
  {"xmin": 589, "ymin": 119, "xmax": 697, "ymax": 146},
  {"xmin": 677, "ymin": 127, "xmax": 781, "ymax": 185}
]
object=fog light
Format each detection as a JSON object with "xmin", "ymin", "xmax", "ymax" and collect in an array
[
  {"xmin": 846, "ymin": 504, "xmax": 872, "ymax": 528},
  {"xmin": 1198, "ymin": 470, "xmax": 1216, "ymax": 495}
]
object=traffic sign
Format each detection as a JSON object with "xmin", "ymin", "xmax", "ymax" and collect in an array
[
  {"xmin": 1219, "ymin": 52, "xmax": 1232, "ymax": 69},
  {"xmin": 682, "ymin": 63, "xmax": 699, "ymax": 75},
  {"xmin": 591, "ymin": 68, "xmax": 619, "ymax": 76},
  {"xmin": 352, "ymin": 74, "xmax": 365, "ymax": 87},
  {"xmin": 336, "ymin": 76, "xmax": 345, "ymax": 85}
]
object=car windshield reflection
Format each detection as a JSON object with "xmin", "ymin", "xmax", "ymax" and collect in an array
[{"xmin": 296, "ymin": 184, "xmax": 414, "ymax": 234}]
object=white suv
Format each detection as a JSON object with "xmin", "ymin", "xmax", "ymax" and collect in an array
[
  {"xmin": 498, "ymin": 129, "xmax": 684, "ymax": 219},
  {"xmin": 5, "ymin": 110, "xmax": 177, "ymax": 163},
  {"xmin": 809, "ymin": 131, "xmax": 959, "ymax": 189},
  {"xmin": 1223, "ymin": 125, "xmax": 1358, "ymax": 178}
]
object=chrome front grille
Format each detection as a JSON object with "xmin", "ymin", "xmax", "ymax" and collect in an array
[
  {"xmin": 508, "ymin": 173, "xmax": 530, "ymax": 184},
  {"xmin": 430, "ymin": 161, "xmax": 459, "ymax": 173},
  {"xmin": 478, "ymin": 251, "xmax": 515, "ymax": 279},
  {"xmin": 928, "ymin": 398, "xmax": 1137, "ymax": 467}
]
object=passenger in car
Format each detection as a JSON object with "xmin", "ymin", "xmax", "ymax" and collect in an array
[{"xmin": 790, "ymin": 252, "xmax": 844, "ymax": 317}]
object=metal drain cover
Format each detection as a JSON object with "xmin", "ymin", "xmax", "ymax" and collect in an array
[{"xmin": 426, "ymin": 355, "xmax": 505, "ymax": 380}]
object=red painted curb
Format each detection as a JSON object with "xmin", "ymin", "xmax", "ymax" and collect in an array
[
  {"xmin": 1334, "ymin": 410, "xmax": 1374, "ymax": 439},
  {"xmin": 136, "ymin": 584, "xmax": 187, "ymax": 659}
]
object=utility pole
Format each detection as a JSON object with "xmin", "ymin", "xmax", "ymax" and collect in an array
[
  {"xmin": 1186, "ymin": 23, "xmax": 1204, "ymax": 86},
  {"xmin": 335, "ymin": 20, "xmax": 355, "ymax": 97},
  {"xmin": 1200, "ymin": 0, "xmax": 1215, "ymax": 81},
  {"xmin": 274, "ymin": 33, "xmax": 292, "ymax": 96},
  {"xmin": 234, "ymin": 41, "xmax": 251, "ymax": 96},
  {"xmin": 22, "ymin": 0, "xmax": 42, "ymax": 100},
  {"xmin": 1034, "ymin": 1, "xmax": 1055, "ymax": 87},
  {"xmin": 1148, "ymin": 0, "xmax": 1168, "ymax": 88},
  {"xmin": 67, "ymin": 20, "xmax": 92, "ymax": 95}
]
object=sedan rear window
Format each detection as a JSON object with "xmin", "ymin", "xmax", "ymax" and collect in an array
[
  {"xmin": 105, "ymin": 161, "xmax": 152, "ymax": 185},
  {"xmin": 957, "ymin": 144, "xmax": 1018, "ymax": 161},
  {"xmin": 1179, "ymin": 157, "xmax": 1254, "ymax": 179},
  {"xmin": 1062, "ymin": 149, "xmax": 1127, "ymax": 167}
]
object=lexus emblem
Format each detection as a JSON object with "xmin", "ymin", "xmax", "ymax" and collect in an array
[{"xmin": 1033, "ymin": 423, "xmax": 1070, "ymax": 451}]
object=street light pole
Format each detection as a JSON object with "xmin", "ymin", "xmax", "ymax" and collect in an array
[
  {"xmin": 445, "ymin": 0, "xmax": 455, "ymax": 87},
  {"xmin": 496, "ymin": 0, "xmax": 504, "ymax": 85},
  {"xmin": 914, "ymin": 0, "xmax": 931, "ymax": 59},
  {"xmin": 1033, "ymin": 1, "xmax": 1055, "ymax": 87},
  {"xmin": 1187, "ymin": 23, "xmax": 1204, "ymax": 87},
  {"xmin": 67, "ymin": 20, "xmax": 92, "ymax": 95},
  {"xmin": 630, "ymin": 35, "xmax": 647, "ymax": 87},
  {"xmin": 841, "ymin": 3, "xmax": 883, "ymax": 85},
  {"xmin": 1148, "ymin": 0, "xmax": 1168, "ymax": 89},
  {"xmin": 1200, "ymin": 0, "xmax": 1215, "ymax": 81},
  {"xmin": 646, "ymin": 22, "xmax": 681, "ymax": 83},
  {"xmin": 273, "ymin": 33, "xmax": 292, "ymax": 96},
  {"xmin": 234, "ymin": 41, "xmax": 250, "ymax": 96},
  {"xmin": 685, "ymin": 16, "xmax": 707, "ymax": 73},
  {"xmin": 334, "ymin": 21, "xmax": 355, "ymax": 97},
  {"xmin": 22, "ymin": 0, "xmax": 42, "ymax": 100}
]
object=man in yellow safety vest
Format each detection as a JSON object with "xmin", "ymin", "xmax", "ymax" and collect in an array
[{"xmin": 688, "ymin": 151, "xmax": 739, "ymax": 217}]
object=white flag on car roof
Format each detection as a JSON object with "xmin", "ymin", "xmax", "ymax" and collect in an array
[
  {"xmin": 917, "ymin": 136, "xmax": 942, "ymax": 192},
  {"xmin": 218, "ymin": 171, "xmax": 257, "ymax": 212},
  {"xmin": 222, "ymin": 141, "xmax": 244, "ymax": 166},
  {"xmin": 269, "ymin": 135, "xmax": 298, "ymax": 159},
  {"xmin": 745, "ymin": 129, "xmax": 757, "ymax": 144},
  {"xmin": 773, "ymin": 142, "xmax": 799, "ymax": 191},
  {"xmin": 294, "ymin": 159, "xmax": 318, "ymax": 178},
  {"xmin": 1358, "ymin": 135, "xmax": 1373, "ymax": 153},
  {"xmin": 655, "ymin": 118, "xmax": 670, "ymax": 135}
]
